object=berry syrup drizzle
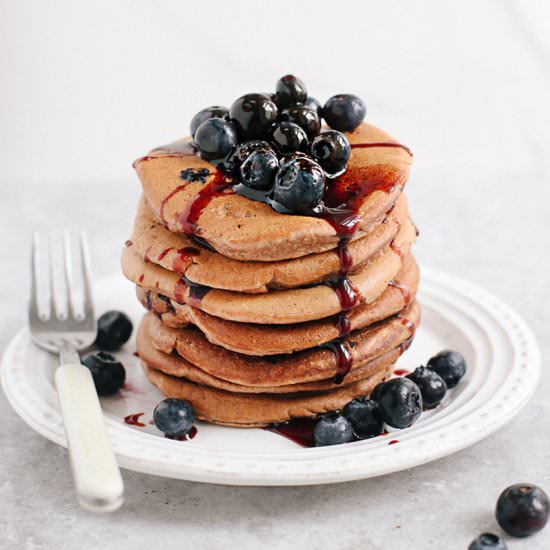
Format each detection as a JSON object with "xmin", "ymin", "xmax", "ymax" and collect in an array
[
  {"xmin": 132, "ymin": 139, "xmax": 197, "ymax": 169},
  {"xmin": 124, "ymin": 412, "xmax": 146, "ymax": 427},
  {"xmin": 267, "ymin": 418, "xmax": 317, "ymax": 447}
]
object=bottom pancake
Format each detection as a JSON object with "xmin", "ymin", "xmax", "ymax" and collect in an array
[{"xmin": 142, "ymin": 362, "xmax": 392, "ymax": 427}]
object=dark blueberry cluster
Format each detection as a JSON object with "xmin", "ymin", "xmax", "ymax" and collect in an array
[
  {"xmin": 312, "ymin": 349, "xmax": 467, "ymax": 446},
  {"xmin": 189, "ymin": 75, "xmax": 366, "ymax": 214}
]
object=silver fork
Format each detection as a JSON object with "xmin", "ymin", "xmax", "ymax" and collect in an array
[{"xmin": 29, "ymin": 231, "xmax": 124, "ymax": 512}]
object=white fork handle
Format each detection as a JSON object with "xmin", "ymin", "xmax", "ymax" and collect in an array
[{"xmin": 55, "ymin": 363, "xmax": 124, "ymax": 512}]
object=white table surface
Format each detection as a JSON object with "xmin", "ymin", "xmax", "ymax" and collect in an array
[{"xmin": 1, "ymin": 1, "xmax": 550, "ymax": 548}]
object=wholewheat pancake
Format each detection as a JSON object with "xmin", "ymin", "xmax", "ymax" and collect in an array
[
  {"xmin": 138, "ymin": 325, "xmax": 402, "ymax": 394},
  {"xmin": 139, "ymin": 300, "xmax": 419, "ymax": 388},
  {"xmin": 135, "ymin": 122, "xmax": 412, "ymax": 261},
  {"xmin": 143, "ymin": 362, "xmax": 392, "ymax": 427},
  {"xmin": 129, "ymin": 194, "xmax": 408, "ymax": 293},
  {"xmin": 121, "ymin": 217, "xmax": 416, "ymax": 325},
  {"xmin": 137, "ymin": 254, "xmax": 419, "ymax": 356}
]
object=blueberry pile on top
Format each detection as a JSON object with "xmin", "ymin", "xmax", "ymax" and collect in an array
[{"xmin": 189, "ymin": 75, "xmax": 366, "ymax": 215}]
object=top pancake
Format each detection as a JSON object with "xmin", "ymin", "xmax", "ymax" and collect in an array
[{"xmin": 134, "ymin": 122, "xmax": 412, "ymax": 262}]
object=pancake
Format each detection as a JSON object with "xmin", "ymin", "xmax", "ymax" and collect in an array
[
  {"xmin": 121, "ymin": 217, "xmax": 416, "ymax": 325},
  {"xmin": 143, "ymin": 362, "xmax": 391, "ymax": 427},
  {"xmin": 138, "ymin": 300, "xmax": 419, "ymax": 388},
  {"xmin": 129, "ymin": 193, "xmax": 408, "ymax": 293},
  {"xmin": 137, "ymin": 254, "xmax": 419, "ymax": 355},
  {"xmin": 134, "ymin": 122, "xmax": 412, "ymax": 261}
]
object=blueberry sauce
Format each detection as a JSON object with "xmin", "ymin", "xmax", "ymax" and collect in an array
[
  {"xmin": 323, "ymin": 339, "xmax": 353, "ymax": 384},
  {"xmin": 143, "ymin": 246, "xmax": 153, "ymax": 263},
  {"xmin": 172, "ymin": 246, "xmax": 200, "ymax": 273},
  {"xmin": 388, "ymin": 439, "xmax": 399, "ymax": 445},
  {"xmin": 390, "ymin": 240, "xmax": 405, "ymax": 261},
  {"xmin": 124, "ymin": 239, "xmax": 133, "ymax": 247},
  {"xmin": 132, "ymin": 140, "xmax": 197, "ymax": 168},
  {"xmin": 165, "ymin": 425, "xmax": 198, "ymax": 441},
  {"xmin": 138, "ymin": 274, "xmax": 144, "ymax": 283},
  {"xmin": 388, "ymin": 280, "xmax": 411, "ymax": 306},
  {"xmin": 266, "ymin": 418, "xmax": 317, "ymax": 447},
  {"xmin": 157, "ymin": 247, "xmax": 174, "ymax": 261},
  {"xmin": 172, "ymin": 276, "xmax": 211, "ymax": 306},
  {"xmin": 124, "ymin": 412, "xmax": 146, "ymax": 427},
  {"xmin": 393, "ymin": 368, "xmax": 410, "ymax": 376}
]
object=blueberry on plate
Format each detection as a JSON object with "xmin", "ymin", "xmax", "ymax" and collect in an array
[
  {"xmin": 313, "ymin": 412, "xmax": 353, "ymax": 446},
  {"xmin": 281, "ymin": 105, "xmax": 321, "ymax": 139},
  {"xmin": 270, "ymin": 121, "xmax": 309, "ymax": 154},
  {"xmin": 194, "ymin": 118, "xmax": 239, "ymax": 161},
  {"xmin": 323, "ymin": 94, "xmax": 366, "ymax": 132},
  {"xmin": 81, "ymin": 351, "xmax": 126, "ymax": 396},
  {"xmin": 189, "ymin": 106, "xmax": 229, "ymax": 138},
  {"xmin": 468, "ymin": 533, "xmax": 508, "ymax": 550},
  {"xmin": 95, "ymin": 310, "xmax": 133, "ymax": 351},
  {"xmin": 343, "ymin": 397, "xmax": 384, "ymax": 439},
  {"xmin": 153, "ymin": 398, "xmax": 195, "ymax": 437},
  {"xmin": 240, "ymin": 148, "xmax": 279, "ymax": 191},
  {"xmin": 310, "ymin": 130, "xmax": 351, "ymax": 177},
  {"xmin": 370, "ymin": 381, "xmax": 385, "ymax": 403},
  {"xmin": 222, "ymin": 140, "xmax": 272, "ymax": 175},
  {"xmin": 377, "ymin": 377, "xmax": 422, "ymax": 429},
  {"xmin": 406, "ymin": 366, "xmax": 447, "ymax": 410},
  {"xmin": 229, "ymin": 93, "xmax": 278, "ymax": 140},
  {"xmin": 272, "ymin": 156, "xmax": 325, "ymax": 214},
  {"xmin": 427, "ymin": 350, "xmax": 467, "ymax": 388},
  {"xmin": 305, "ymin": 96, "xmax": 323, "ymax": 117},
  {"xmin": 275, "ymin": 74, "xmax": 307, "ymax": 108},
  {"xmin": 496, "ymin": 483, "xmax": 549, "ymax": 537}
]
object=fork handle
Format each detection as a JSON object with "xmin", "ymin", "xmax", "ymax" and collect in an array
[{"xmin": 55, "ymin": 363, "xmax": 124, "ymax": 512}]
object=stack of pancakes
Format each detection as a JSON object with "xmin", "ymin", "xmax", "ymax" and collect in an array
[{"xmin": 122, "ymin": 122, "xmax": 419, "ymax": 427}]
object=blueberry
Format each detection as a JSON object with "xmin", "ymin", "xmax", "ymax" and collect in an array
[
  {"xmin": 377, "ymin": 378, "xmax": 422, "ymax": 429},
  {"xmin": 240, "ymin": 149, "xmax": 279, "ymax": 191},
  {"xmin": 81, "ymin": 351, "xmax": 126, "ymax": 396},
  {"xmin": 313, "ymin": 412, "xmax": 353, "ymax": 446},
  {"xmin": 272, "ymin": 156, "xmax": 325, "ymax": 214},
  {"xmin": 305, "ymin": 96, "xmax": 323, "ymax": 117},
  {"xmin": 496, "ymin": 483, "xmax": 549, "ymax": 537},
  {"xmin": 194, "ymin": 118, "xmax": 239, "ymax": 161},
  {"xmin": 222, "ymin": 140, "xmax": 272, "ymax": 175},
  {"xmin": 406, "ymin": 366, "xmax": 447, "ymax": 410},
  {"xmin": 229, "ymin": 93, "xmax": 278, "ymax": 140},
  {"xmin": 270, "ymin": 122, "xmax": 309, "ymax": 154},
  {"xmin": 275, "ymin": 75, "xmax": 307, "ymax": 108},
  {"xmin": 153, "ymin": 398, "xmax": 195, "ymax": 437},
  {"xmin": 343, "ymin": 397, "xmax": 384, "ymax": 439},
  {"xmin": 323, "ymin": 94, "xmax": 366, "ymax": 132},
  {"xmin": 95, "ymin": 310, "xmax": 133, "ymax": 351},
  {"xmin": 370, "ymin": 381, "xmax": 385, "ymax": 403},
  {"xmin": 310, "ymin": 130, "xmax": 351, "ymax": 176},
  {"xmin": 281, "ymin": 105, "xmax": 321, "ymax": 139},
  {"xmin": 427, "ymin": 350, "xmax": 467, "ymax": 389},
  {"xmin": 468, "ymin": 533, "xmax": 508, "ymax": 550},
  {"xmin": 189, "ymin": 106, "xmax": 229, "ymax": 138}
]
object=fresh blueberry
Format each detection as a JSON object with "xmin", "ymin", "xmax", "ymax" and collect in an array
[
  {"xmin": 275, "ymin": 75, "xmax": 307, "ymax": 108},
  {"xmin": 323, "ymin": 94, "xmax": 366, "ymax": 132},
  {"xmin": 496, "ymin": 483, "xmax": 549, "ymax": 537},
  {"xmin": 305, "ymin": 96, "xmax": 323, "ymax": 117},
  {"xmin": 153, "ymin": 398, "xmax": 195, "ymax": 437},
  {"xmin": 229, "ymin": 93, "xmax": 278, "ymax": 140},
  {"xmin": 343, "ymin": 397, "xmax": 384, "ymax": 439},
  {"xmin": 270, "ymin": 122, "xmax": 309, "ymax": 154},
  {"xmin": 222, "ymin": 140, "xmax": 272, "ymax": 175},
  {"xmin": 310, "ymin": 130, "xmax": 351, "ymax": 176},
  {"xmin": 81, "ymin": 351, "xmax": 126, "ymax": 396},
  {"xmin": 406, "ymin": 366, "xmax": 447, "ymax": 410},
  {"xmin": 279, "ymin": 151, "xmax": 309, "ymax": 164},
  {"xmin": 240, "ymin": 149, "xmax": 279, "ymax": 191},
  {"xmin": 95, "ymin": 310, "xmax": 133, "ymax": 351},
  {"xmin": 427, "ymin": 350, "xmax": 467, "ymax": 389},
  {"xmin": 272, "ymin": 156, "xmax": 325, "ymax": 214},
  {"xmin": 370, "ymin": 381, "xmax": 385, "ymax": 403},
  {"xmin": 194, "ymin": 118, "xmax": 239, "ymax": 161},
  {"xmin": 377, "ymin": 378, "xmax": 422, "ymax": 429},
  {"xmin": 189, "ymin": 106, "xmax": 229, "ymax": 138},
  {"xmin": 313, "ymin": 412, "xmax": 353, "ymax": 446},
  {"xmin": 468, "ymin": 533, "xmax": 508, "ymax": 550},
  {"xmin": 281, "ymin": 105, "xmax": 321, "ymax": 139}
]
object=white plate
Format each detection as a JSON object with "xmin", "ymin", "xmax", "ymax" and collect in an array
[{"xmin": 1, "ymin": 268, "xmax": 541, "ymax": 486}]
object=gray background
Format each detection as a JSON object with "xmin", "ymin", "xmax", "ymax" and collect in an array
[{"xmin": 1, "ymin": 1, "xmax": 549, "ymax": 548}]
